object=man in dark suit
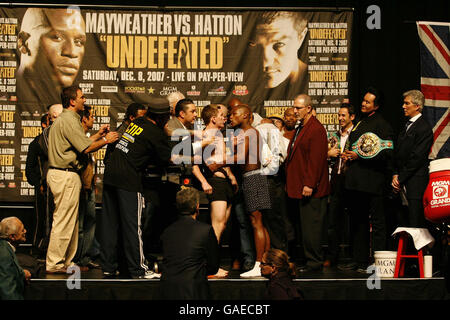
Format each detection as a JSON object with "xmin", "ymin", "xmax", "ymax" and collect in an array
[
  {"xmin": 392, "ymin": 90, "xmax": 433, "ymax": 227},
  {"xmin": 285, "ymin": 94, "xmax": 330, "ymax": 272},
  {"xmin": 0, "ymin": 217, "xmax": 32, "ymax": 300},
  {"xmin": 341, "ymin": 87, "xmax": 394, "ymax": 272},
  {"xmin": 160, "ymin": 187, "xmax": 220, "ymax": 300}
]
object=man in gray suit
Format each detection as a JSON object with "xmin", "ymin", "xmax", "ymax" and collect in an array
[
  {"xmin": 392, "ymin": 90, "xmax": 433, "ymax": 227},
  {"xmin": 167, "ymin": 98, "xmax": 198, "ymax": 137}
]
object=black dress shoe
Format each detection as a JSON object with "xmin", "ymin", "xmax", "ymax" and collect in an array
[
  {"xmin": 356, "ymin": 266, "xmax": 368, "ymax": 274},
  {"xmin": 337, "ymin": 262, "xmax": 357, "ymax": 271},
  {"xmin": 87, "ymin": 261, "xmax": 101, "ymax": 269},
  {"xmin": 103, "ymin": 270, "xmax": 119, "ymax": 278}
]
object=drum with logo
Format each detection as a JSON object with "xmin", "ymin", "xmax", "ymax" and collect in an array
[{"xmin": 423, "ymin": 158, "xmax": 450, "ymax": 223}]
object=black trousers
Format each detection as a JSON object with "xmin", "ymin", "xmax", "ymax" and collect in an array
[
  {"xmin": 326, "ymin": 174, "xmax": 350, "ymax": 263},
  {"xmin": 299, "ymin": 196, "xmax": 327, "ymax": 269},
  {"xmin": 32, "ymin": 184, "xmax": 54, "ymax": 254},
  {"xmin": 99, "ymin": 184, "xmax": 148, "ymax": 277},
  {"xmin": 347, "ymin": 190, "xmax": 387, "ymax": 266},
  {"xmin": 142, "ymin": 180, "xmax": 179, "ymax": 257},
  {"xmin": 263, "ymin": 175, "xmax": 290, "ymax": 252}
]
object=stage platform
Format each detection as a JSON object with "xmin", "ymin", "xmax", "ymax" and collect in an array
[{"xmin": 24, "ymin": 267, "xmax": 450, "ymax": 301}]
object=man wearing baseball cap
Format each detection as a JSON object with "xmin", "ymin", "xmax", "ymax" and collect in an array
[{"xmin": 99, "ymin": 98, "xmax": 171, "ymax": 279}]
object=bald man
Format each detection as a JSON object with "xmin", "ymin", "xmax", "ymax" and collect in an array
[
  {"xmin": 48, "ymin": 104, "xmax": 63, "ymax": 123},
  {"xmin": 0, "ymin": 217, "xmax": 31, "ymax": 300},
  {"xmin": 285, "ymin": 94, "xmax": 330, "ymax": 272},
  {"xmin": 25, "ymin": 103, "xmax": 63, "ymax": 254},
  {"xmin": 167, "ymin": 91, "xmax": 185, "ymax": 118},
  {"xmin": 228, "ymin": 98, "xmax": 243, "ymax": 109},
  {"xmin": 212, "ymin": 104, "xmax": 272, "ymax": 278},
  {"xmin": 17, "ymin": 8, "xmax": 86, "ymax": 107}
]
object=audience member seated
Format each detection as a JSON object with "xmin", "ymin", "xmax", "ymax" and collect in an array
[
  {"xmin": 261, "ymin": 248, "xmax": 303, "ymax": 300},
  {"xmin": 160, "ymin": 187, "xmax": 220, "ymax": 299},
  {"xmin": 0, "ymin": 217, "xmax": 32, "ymax": 300}
]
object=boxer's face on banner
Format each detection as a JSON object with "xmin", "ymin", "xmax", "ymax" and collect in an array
[
  {"xmin": 39, "ymin": 9, "xmax": 86, "ymax": 87},
  {"xmin": 251, "ymin": 17, "xmax": 305, "ymax": 88},
  {"xmin": 22, "ymin": 9, "xmax": 86, "ymax": 88}
]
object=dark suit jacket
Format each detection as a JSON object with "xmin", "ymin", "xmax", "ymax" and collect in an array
[
  {"xmin": 160, "ymin": 216, "xmax": 219, "ymax": 300},
  {"xmin": 25, "ymin": 134, "xmax": 45, "ymax": 187},
  {"xmin": 345, "ymin": 112, "xmax": 394, "ymax": 195},
  {"xmin": 394, "ymin": 115, "xmax": 433, "ymax": 199},
  {"xmin": 0, "ymin": 240, "xmax": 25, "ymax": 300},
  {"xmin": 285, "ymin": 116, "xmax": 330, "ymax": 199}
]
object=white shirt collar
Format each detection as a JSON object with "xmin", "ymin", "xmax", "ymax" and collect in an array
[
  {"xmin": 7, "ymin": 240, "xmax": 16, "ymax": 252},
  {"xmin": 340, "ymin": 124, "xmax": 353, "ymax": 136},
  {"xmin": 409, "ymin": 113, "xmax": 422, "ymax": 123}
]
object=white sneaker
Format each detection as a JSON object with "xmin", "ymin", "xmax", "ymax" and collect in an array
[
  {"xmin": 139, "ymin": 270, "xmax": 161, "ymax": 279},
  {"xmin": 240, "ymin": 262, "xmax": 262, "ymax": 278}
]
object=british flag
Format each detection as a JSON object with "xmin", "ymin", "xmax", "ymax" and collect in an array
[{"xmin": 417, "ymin": 21, "xmax": 450, "ymax": 159}]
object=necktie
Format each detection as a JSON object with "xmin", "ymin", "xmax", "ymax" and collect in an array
[
  {"xmin": 405, "ymin": 120, "xmax": 413, "ymax": 132},
  {"xmin": 287, "ymin": 125, "xmax": 302, "ymax": 161}
]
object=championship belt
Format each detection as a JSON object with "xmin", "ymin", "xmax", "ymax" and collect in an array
[
  {"xmin": 351, "ymin": 132, "xmax": 393, "ymax": 159},
  {"xmin": 328, "ymin": 132, "xmax": 340, "ymax": 149}
]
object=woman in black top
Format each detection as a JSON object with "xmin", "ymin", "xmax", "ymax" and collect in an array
[{"xmin": 261, "ymin": 248, "xmax": 303, "ymax": 300}]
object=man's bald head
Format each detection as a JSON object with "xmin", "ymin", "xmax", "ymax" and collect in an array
[
  {"xmin": 293, "ymin": 94, "xmax": 313, "ymax": 124},
  {"xmin": 228, "ymin": 98, "xmax": 243, "ymax": 109},
  {"xmin": 0, "ymin": 217, "xmax": 26, "ymax": 243},
  {"xmin": 294, "ymin": 94, "xmax": 311, "ymax": 107},
  {"xmin": 48, "ymin": 103, "xmax": 63, "ymax": 122},
  {"xmin": 18, "ymin": 8, "xmax": 86, "ymax": 88},
  {"xmin": 229, "ymin": 104, "xmax": 252, "ymax": 128},
  {"xmin": 236, "ymin": 104, "xmax": 251, "ymax": 116},
  {"xmin": 167, "ymin": 91, "xmax": 185, "ymax": 115}
]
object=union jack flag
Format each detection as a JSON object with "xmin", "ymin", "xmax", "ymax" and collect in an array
[{"xmin": 417, "ymin": 21, "xmax": 450, "ymax": 159}]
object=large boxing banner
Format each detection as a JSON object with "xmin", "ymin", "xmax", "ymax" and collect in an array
[{"xmin": 0, "ymin": 6, "xmax": 352, "ymax": 202}]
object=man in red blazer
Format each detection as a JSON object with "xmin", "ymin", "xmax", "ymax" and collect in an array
[{"xmin": 285, "ymin": 94, "xmax": 330, "ymax": 272}]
